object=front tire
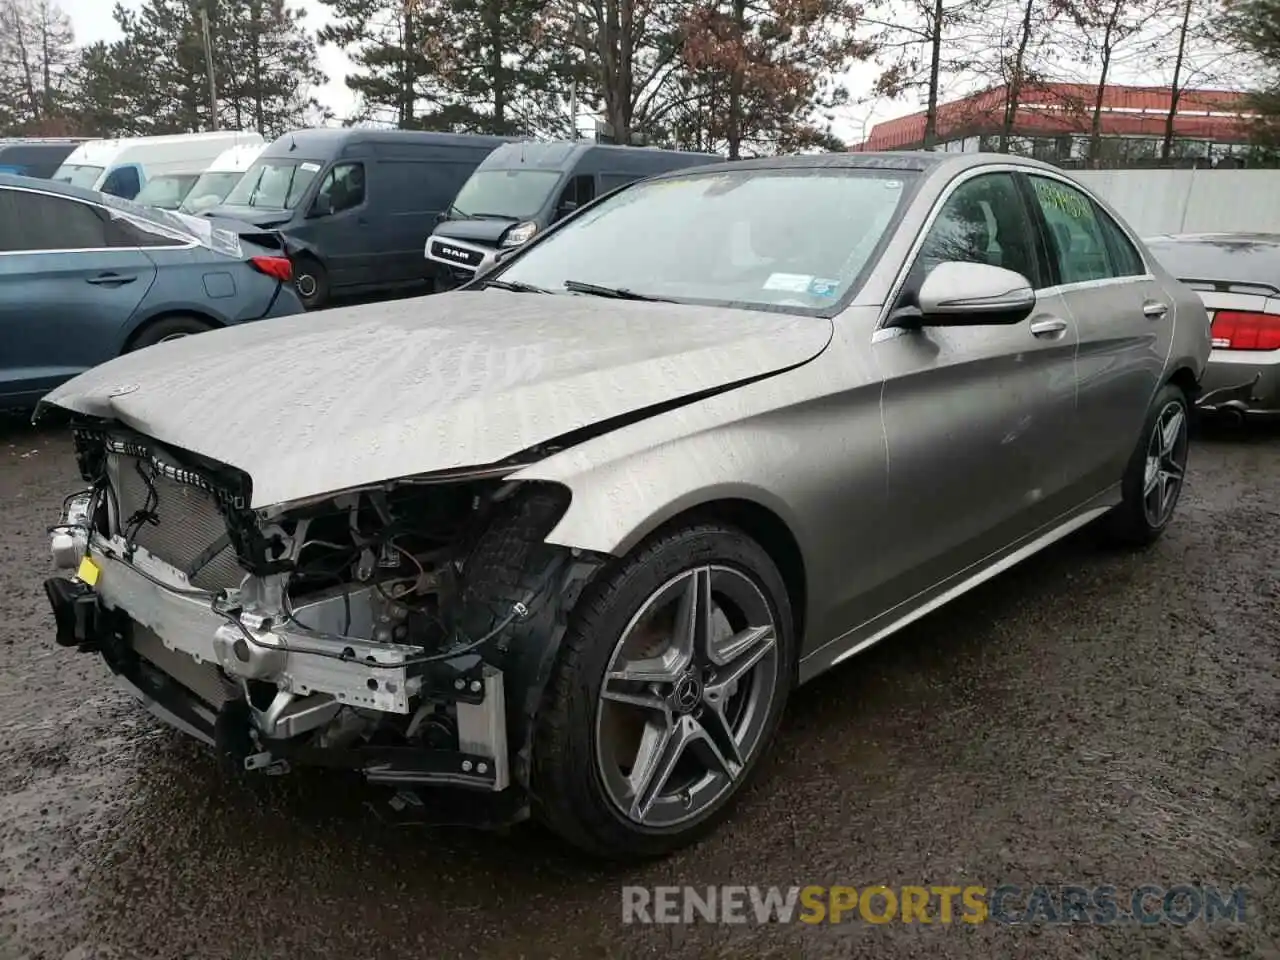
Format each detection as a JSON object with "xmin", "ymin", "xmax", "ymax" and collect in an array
[
  {"xmin": 532, "ymin": 523, "xmax": 794, "ymax": 860},
  {"xmin": 1102, "ymin": 382, "xmax": 1191, "ymax": 546}
]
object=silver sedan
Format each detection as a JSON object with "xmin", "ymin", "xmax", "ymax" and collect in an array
[{"xmin": 40, "ymin": 152, "xmax": 1210, "ymax": 860}]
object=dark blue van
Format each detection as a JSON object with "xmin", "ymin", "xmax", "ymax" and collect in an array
[
  {"xmin": 426, "ymin": 141, "xmax": 721, "ymax": 288},
  {"xmin": 203, "ymin": 128, "xmax": 516, "ymax": 308}
]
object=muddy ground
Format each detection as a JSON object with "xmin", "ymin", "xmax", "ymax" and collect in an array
[{"xmin": 0, "ymin": 414, "xmax": 1276, "ymax": 960}]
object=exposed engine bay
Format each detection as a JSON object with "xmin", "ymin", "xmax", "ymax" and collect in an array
[{"xmin": 45, "ymin": 422, "xmax": 598, "ymax": 815}]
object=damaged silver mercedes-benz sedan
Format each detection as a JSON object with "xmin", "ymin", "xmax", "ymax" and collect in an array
[{"xmin": 40, "ymin": 153, "xmax": 1210, "ymax": 859}]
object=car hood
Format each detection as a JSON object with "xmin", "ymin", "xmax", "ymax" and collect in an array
[
  {"xmin": 41, "ymin": 292, "xmax": 832, "ymax": 509},
  {"xmin": 202, "ymin": 204, "xmax": 294, "ymax": 229},
  {"xmin": 433, "ymin": 218, "xmax": 516, "ymax": 245}
]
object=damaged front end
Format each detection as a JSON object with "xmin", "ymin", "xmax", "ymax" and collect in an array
[{"xmin": 45, "ymin": 421, "xmax": 600, "ymax": 823}]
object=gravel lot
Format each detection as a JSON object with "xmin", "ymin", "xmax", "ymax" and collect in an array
[{"xmin": 1, "ymin": 413, "xmax": 1277, "ymax": 960}]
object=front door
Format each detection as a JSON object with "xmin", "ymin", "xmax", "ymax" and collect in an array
[
  {"xmin": 870, "ymin": 169, "xmax": 1081, "ymax": 613},
  {"xmin": 1023, "ymin": 173, "xmax": 1176, "ymax": 495},
  {"xmin": 297, "ymin": 160, "xmax": 371, "ymax": 291},
  {"xmin": 0, "ymin": 186, "xmax": 156, "ymax": 404}
]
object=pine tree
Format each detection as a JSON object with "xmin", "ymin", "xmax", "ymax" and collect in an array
[
  {"xmin": 317, "ymin": 0, "xmax": 438, "ymax": 127},
  {"xmin": 419, "ymin": 0, "xmax": 572, "ymax": 135},
  {"xmin": 214, "ymin": 0, "xmax": 328, "ymax": 137}
]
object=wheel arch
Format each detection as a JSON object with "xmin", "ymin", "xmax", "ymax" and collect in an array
[
  {"xmin": 1165, "ymin": 363, "xmax": 1201, "ymax": 404},
  {"xmin": 582, "ymin": 491, "xmax": 809, "ymax": 649},
  {"xmin": 120, "ymin": 309, "xmax": 223, "ymax": 353}
]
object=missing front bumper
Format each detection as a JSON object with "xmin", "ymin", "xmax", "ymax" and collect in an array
[{"xmin": 44, "ymin": 570, "xmax": 515, "ymax": 795}]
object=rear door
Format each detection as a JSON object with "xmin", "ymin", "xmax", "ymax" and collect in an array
[
  {"xmin": 1023, "ymin": 173, "xmax": 1173, "ymax": 495},
  {"xmin": 0, "ymin": 186, "xmax": 157, "ymax": 402},
  {"xmin": 871, "ymin": 169, "xmax": 1081, "ymax": 613}
]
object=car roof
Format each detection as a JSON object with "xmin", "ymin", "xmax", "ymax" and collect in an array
[
  {"xmin": 0, "ymin": 171, "xmax": 106, "ymax": 203},
  {"xmin": 646, "ymin": 150, "xmax": 1076, "ymax": 179},
  {"xmin": 261, "ymin": 127, "xmax": 516, "ymax": 156}
]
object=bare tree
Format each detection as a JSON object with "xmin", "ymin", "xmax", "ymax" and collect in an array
[
  {"xmin": 863, "ymin": 0, "xmax": 993, "ymax": 148},
  {"xmin": 546, "ymin": 0, "xmax": 696, "ymax": 144},
  {"xmin": 0, "ymin": 0, "xmax": 76, "ymax": 133},
  {"xmin": 1064, "ymin": 0, "xmax": 1169, "ymax": 164},
  {"xmin": 1153, "ymin": 0, "xmax": 1236, "ymax": 160}
]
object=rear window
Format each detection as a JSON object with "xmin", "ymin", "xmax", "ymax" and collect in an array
[
  {"xmin": 1147, "ymin": 238, "xmax": 1280, "ymax": 293},
  {"xmin": 101, "ymin": 194, "xmax": 243, "ymax": 258}
]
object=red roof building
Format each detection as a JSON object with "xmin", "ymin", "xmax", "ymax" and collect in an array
[{"xmin": 852, "ymin": 83, "xmax": 1258, "ymax": 166}]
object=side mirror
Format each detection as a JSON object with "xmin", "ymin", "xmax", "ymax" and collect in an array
[
  {"xmin": 309, "ymin": 195, "xmax": 333, "ymax": 219},
  {"xmin": 898, "ymin": 261, "xmax": 1036, "ymax": 328},
  {"xmin": 555, "ymin": 200, "xmax": 578, "ymax": 220}
]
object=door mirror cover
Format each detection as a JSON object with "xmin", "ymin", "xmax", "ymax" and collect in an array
[{"xmin": 913, "ymin": 261, "xmax": 1036, "ymax": 327}]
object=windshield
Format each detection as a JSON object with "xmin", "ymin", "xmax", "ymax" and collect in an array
[
  {"xmin": 498, "ymin": 168, "xmax": 914, "ymax": 312},
  {"xmin": 179, "ymin": 171, "xmax": 247, "ymax": 213},
  {"xmin": 224, "ymin": 158, "xmax": 321, "ymax": 209},
  {"xmin": 134, "ymin": 173, "xmax": 201, "ymax": 210},
  {"xmin": 51, "ymin": 163, "xmax": 104, "ymax": 189},
  {"xmin": 450, "ymin": 169, "xmax": 562, "ymax": 220}
]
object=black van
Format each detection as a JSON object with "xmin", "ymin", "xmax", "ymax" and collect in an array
[
  {"xmin": 0, "ymin": 139, "xmax": 86, "ymax": 179},
  {"xmin": 203, "ymin": 128, "xmax": 517, "ymax": 309},
  {"xmin": 425, "ymin": 141, "xmax": 721, "ymax": 287}
]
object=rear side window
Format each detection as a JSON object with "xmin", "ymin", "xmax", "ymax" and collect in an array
[
  {"xmin": 1093, "ymin": 205, "xmax": 1145, "ymax": 277},
  {"xmin": 1028, "ymin": 175, "xmax": 1114, "ymax": 284},
  {"xmin": 0, "ymin": 188, "xmax": 110, "ymax": 251}
]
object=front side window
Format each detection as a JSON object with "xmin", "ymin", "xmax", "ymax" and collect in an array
[
  {"xmin": 450, "ymin": 169, "xmax": 561, "ymax": 220},
  {"xmin": 314, "ymin": 162, "xmax": 365, "ymax": 215},
  {"xmin": 1028, "ymin": 175, "xmax": 1115, "ymax": 284},
  {"xmin": 915, "ymin": 172, "xmax": 1042, "ymax": 287},
  {"xmin": 0, "ymin": 189, "xmax": 109, "ymax": 251},
  {"xmin": 557, "ymin": 174, "xmax": 596, "ymax": 212},
  {"xmin": 225, "ymin": 159, "xmax": 322, "ymax": 209},
  {"xmin": 497, "ymin": 168, "xmax": 914, "ymax": 313},
  {"xmin": 101, "ymin": 166, "xmax": 141, "ymax": 199}
]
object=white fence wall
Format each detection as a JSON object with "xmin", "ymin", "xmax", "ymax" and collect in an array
[{"xmin": 1070, "ymin": 169, "xmax": 1280, "ymax": 238}]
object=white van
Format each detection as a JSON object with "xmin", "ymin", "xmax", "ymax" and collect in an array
[
  {"xmin": 51, "ymin": 131, "xmax": 264, "ymax": 200},
  {"xmin": 178, "ymin": 141, "xmax": 267, "ymax": 214}
]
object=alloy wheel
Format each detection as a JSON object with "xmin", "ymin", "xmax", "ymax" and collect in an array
[
  {"xmin": 594, "ymin": 565, "xmax": 780, "ymax": 828},
  {"xmin": 296, "ymin": 273, "xmax": 318, "ymax": 299},
  {"xmin": 1142, "ymin": 399, "xmax": 1189, "ymax": 528}
]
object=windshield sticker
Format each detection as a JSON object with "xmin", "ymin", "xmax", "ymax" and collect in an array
[
  {"xmin": 300, "ymin": 162, "xmax": 321, "ymax": 172},
  {"xmin": 808, "ymin": 277, "xmax": 840, "ymax": 298},
  {"xmin": 764, "ymin": 272, "xmax": 813, "ymax": 293}
]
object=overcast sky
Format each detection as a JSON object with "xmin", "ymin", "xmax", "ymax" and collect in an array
[{"xmin": 56, "ymin": 0, "xmax": 1044, "ymax": 143}]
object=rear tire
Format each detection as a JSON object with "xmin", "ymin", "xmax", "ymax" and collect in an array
[
  {"xmin": 531, "ymin": 523, "xmax": 794, "ymax": 861},
  {"xmin": 125, "ymin": 315, "xmax": 215, "ymax": 352},
  {"xmin": 293, "ymin": 255, "xmax": 329, "ymax": 310},
  {"xmin": 1101, "ymin": 383, "xmax": 1191, "ymax": 546}
]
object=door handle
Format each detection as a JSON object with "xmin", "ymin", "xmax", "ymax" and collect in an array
[
  {"xmin": 1143, "ymin": 300, "xmax": 1169, "ymax": 319},
  {"xmin": 1029, "ymin": 317, "xmax": 1068, "ymax": 339},
  {"xmin": 86, "ymin": 273, "xmax": 137, "ymax": 287}
]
